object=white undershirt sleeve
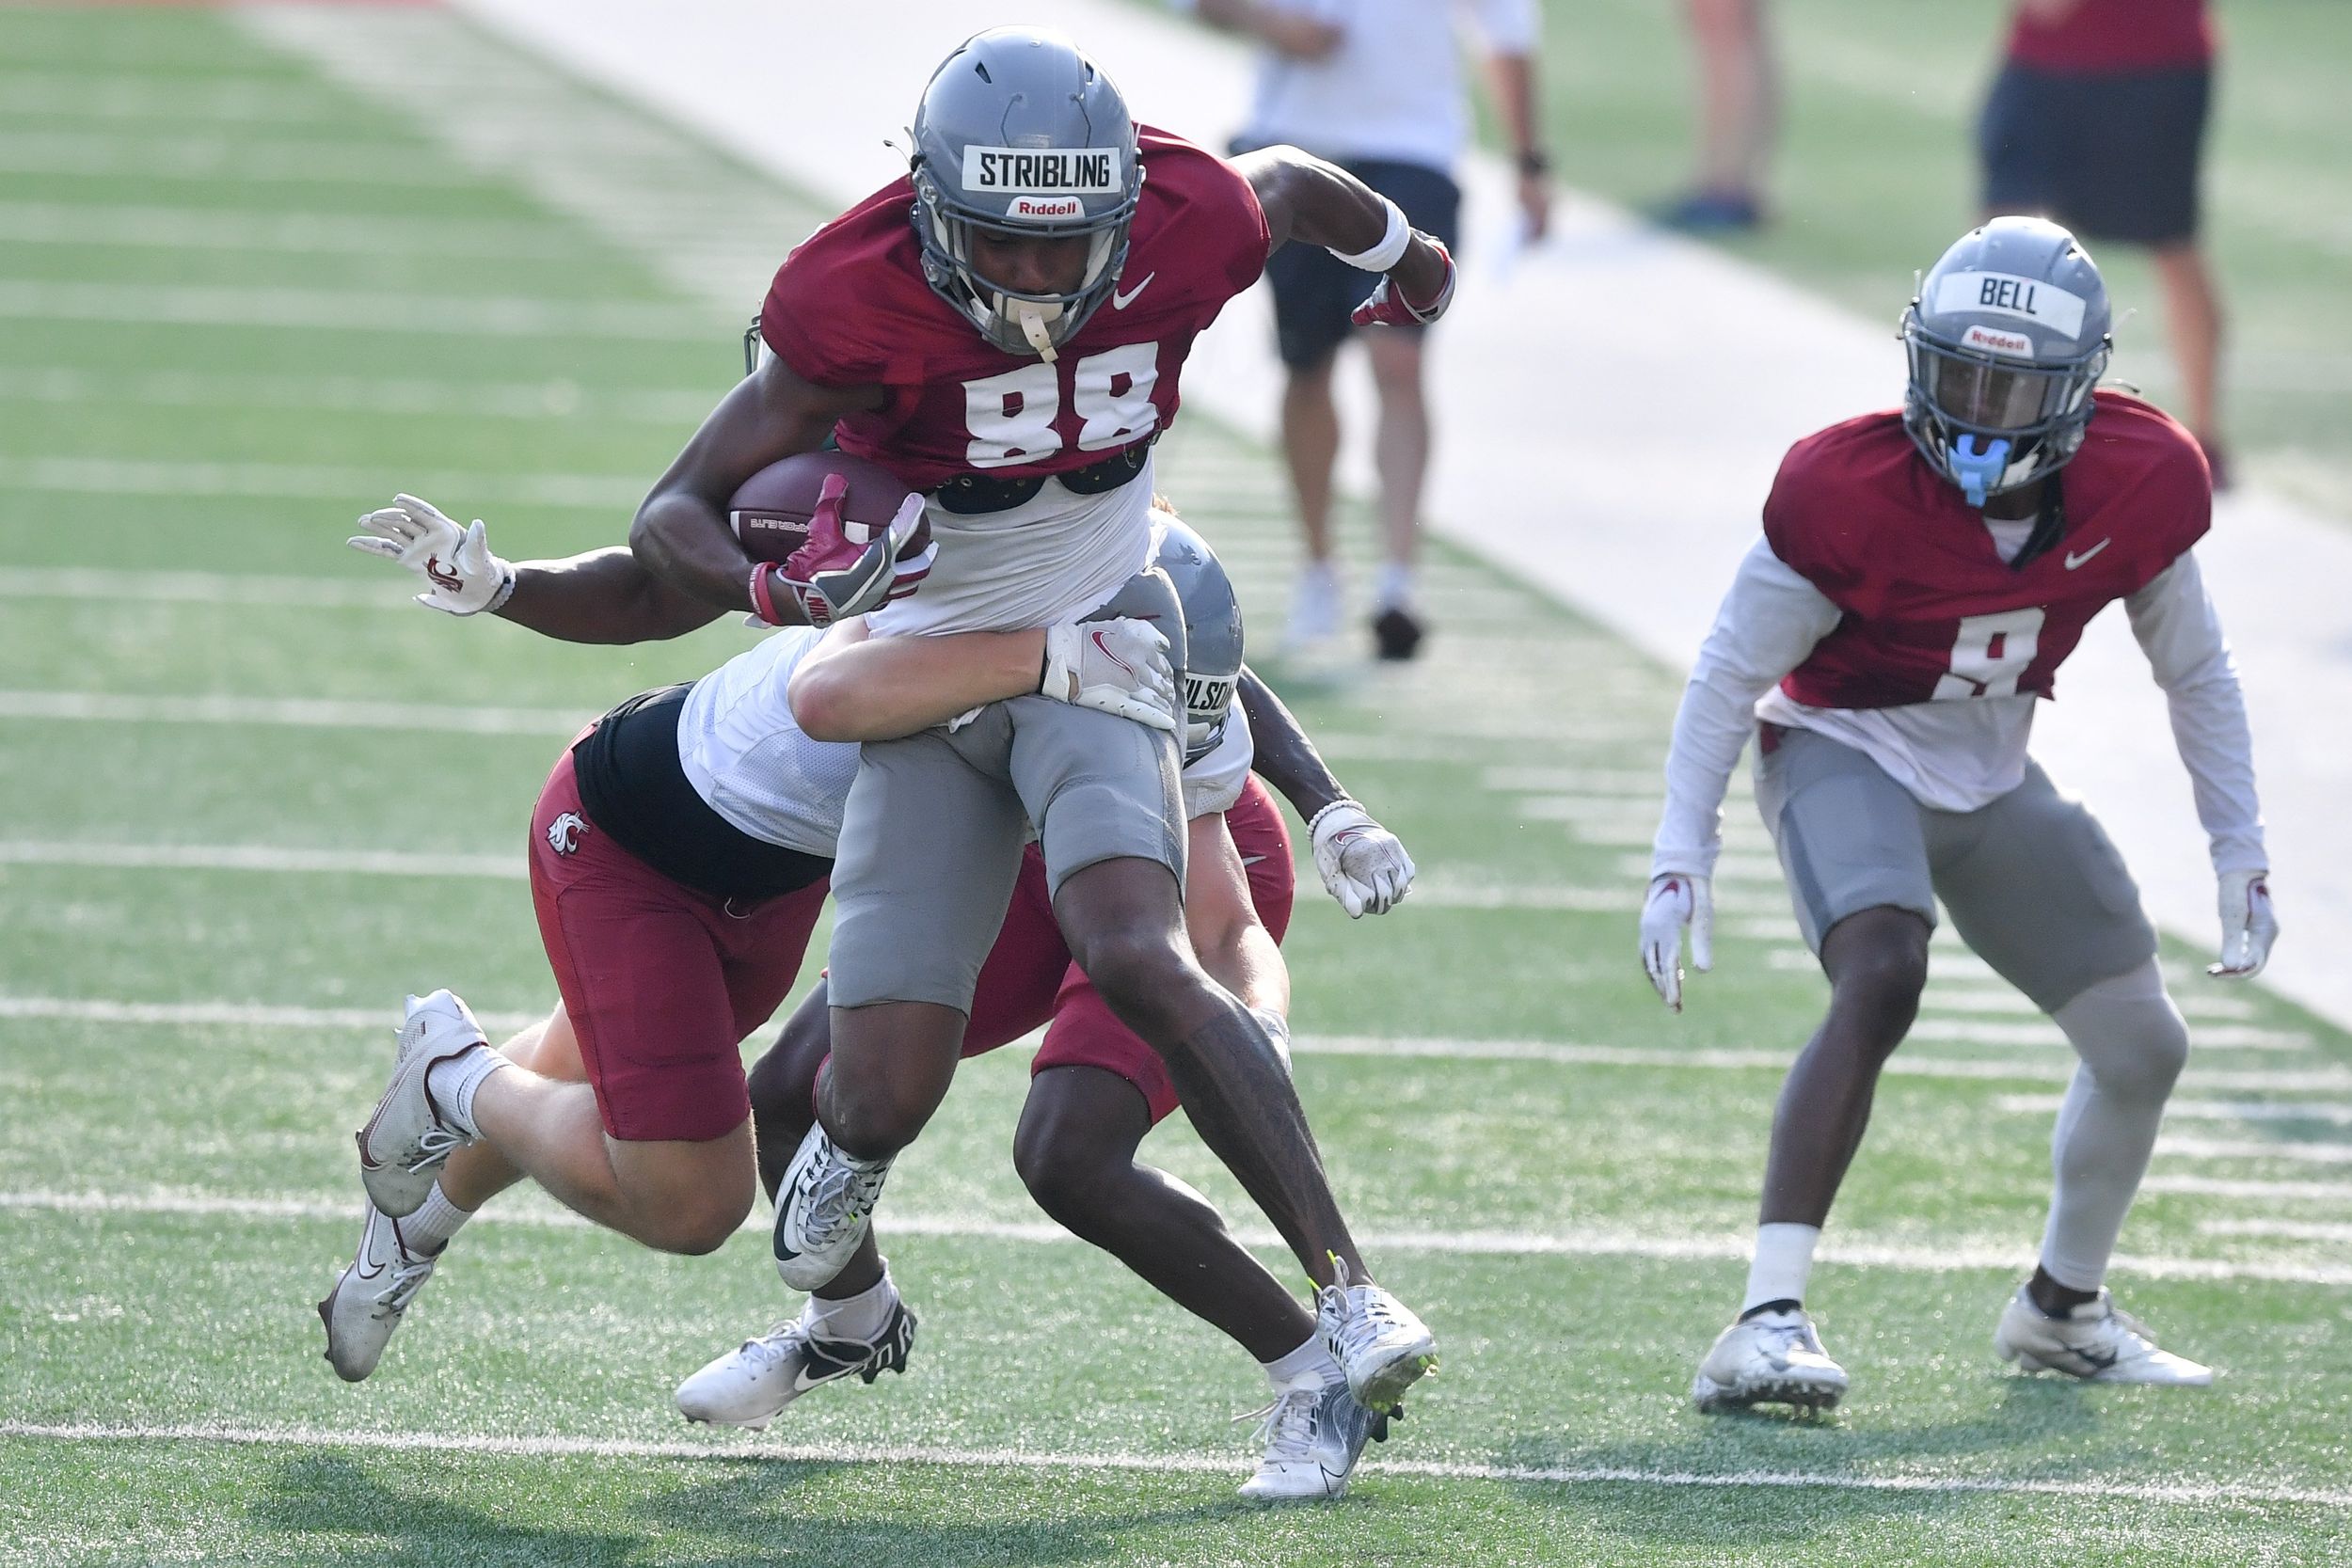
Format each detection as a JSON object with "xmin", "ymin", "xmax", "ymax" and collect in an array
[
  {"xmin": 2123, "ymin": 550, "xmax": 2267, "ymax": 875},
  {"xmin": 1651, "ymin": 537, "xmax": 1844, "ymax": 879}
]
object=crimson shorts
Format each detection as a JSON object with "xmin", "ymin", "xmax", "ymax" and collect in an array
[
  {"xmin": 960, "ymin": 776, "xmax": 1296, "ymax": 1124},
  {"xmin": 530, "ymin": 749, "xmax": 829, "ymax": 1144}
]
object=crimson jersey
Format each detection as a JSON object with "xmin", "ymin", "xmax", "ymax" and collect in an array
[
  {"xmin": 759, "ymin": 126, "xmax": 1269, "ymax": 494},
  {"xmin": 1765, "ymin": 391, "xmax": 2210, "ymax": 711}
]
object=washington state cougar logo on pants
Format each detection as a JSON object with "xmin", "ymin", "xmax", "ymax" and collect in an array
[{"xmin": 547, "ymin": 812, "xmax": 589, "ymax": 856}]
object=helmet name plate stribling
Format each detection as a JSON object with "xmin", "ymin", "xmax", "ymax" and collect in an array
[{"xmin": 961, "ymin": 147, "xmax": 1123, "ymax": 197}]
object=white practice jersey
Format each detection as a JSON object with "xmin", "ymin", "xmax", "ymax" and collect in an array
[
  {"xmin": 867, "ymin": 460, "xmax": 1158, "ymax": 638},
  {"xmin": 1181, "ymin": 0, "xmax": 1539, "ymax": 171},
  {"xmin": 1653, "ymin": 531, "xmax": 2265, "ymax": 880},
  {"xmin": 675, "ymin": 623, "xmax": 1253, "ymax": 859}
]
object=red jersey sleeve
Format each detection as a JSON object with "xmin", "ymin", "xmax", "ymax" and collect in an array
[
  {"xmin": 1134, "ymin": 127, "xmax": 1269, "ymax": 316},
  {"xmin": 1760, "ymin": 417, "xmax": 1896, "ymax": 612},
  {"xmin": 2077, "ymin": 392, "xmax": 2212, "ymax": 591},
  {"xmin": 759, "ymin": 181, "xmax": 925, "ymax": 389}
]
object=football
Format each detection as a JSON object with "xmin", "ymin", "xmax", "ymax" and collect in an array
[{"xmin": 729, "ymin": 451, "xmax": 927, "ymax": 563}]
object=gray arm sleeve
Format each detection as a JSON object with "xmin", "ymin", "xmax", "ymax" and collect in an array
[
  {"xmin": 2124, "ymin": 550, "xmax": 2267, "ymax": 875},
  {"xmin": 1651, "ymin": 537, "xmax": 1843, "ymax": 879}
]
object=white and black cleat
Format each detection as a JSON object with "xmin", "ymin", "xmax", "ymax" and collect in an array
[
  {"xmin": 1236, "ymin": 1374, "xmax": 1390, "ymax": 1503},
  {"xmin": 1692, "ymin": 1307, "xmax": 1850, "ymax": 1414},
  {"xmin": 771, "ymin": 1122, "xmax": 895, "ymax": 1291},
  {"xmin": 355, "ymin": 990, "xmax": 488, "ymax": 1218},
  {"xmin": 317, "ymin": 1203, "xmax": 438, "ymax": 1383},
  {"xmin": 675, "ymin": 1300, "xmax": 918, "ymax": 1431},
  {"xmin": 1994, "ymin": 1284, "xmax": 2214, "ymax": 1386},
  {"xmin": 1315, "ymin": 1261, "xmax": 1437, "ymax": 1415}
]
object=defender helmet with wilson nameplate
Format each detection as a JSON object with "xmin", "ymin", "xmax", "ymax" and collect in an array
[
  {"xmin": 1152, "ymin": 511, "xmax": 1244, "ymax": 765},
  {"xmin": 1899, "ymin": 216, "xmax": 2112, "ymax": 506},
  {"xmin": 909, "ymin": 26, "xmax": 1143, "ymax": 362},
  {"xmin": 730, "ymin": 451, "xmax": 926, "ymax": 564}
]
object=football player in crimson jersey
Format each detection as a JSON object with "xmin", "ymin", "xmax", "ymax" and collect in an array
[
  {"xmin": 625, "ymin": 26, "xmax": 1451, "ymax": 1414},
  {"xmin": 1640, "ymin": 217, "xmax": 2278, "ymax": 1412}
]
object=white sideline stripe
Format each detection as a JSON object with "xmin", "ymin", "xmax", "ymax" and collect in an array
[
  {"xmin": 8, "ymin": 1186, "xmax": 2350, "ymax": 1287},
  {"xmin": 1911, "ymin": 1018, "xmax": 2314, "ymax": 1053},
  {"xmin": 10, "ymin": 1419, "xmax": 2352, "ymax": 1509},
  {"xmin": 0, "ymin": 279, "xmax": 716, "ymax": 340},
  {"xmin": 1997, "ymin": 1095, "xmax": 2352, "ymax": 1128},
  {"xmin": 2159, "ymin": 1137, "xmax": 2352, "ymax": 1167},
  {"xmin": 0, "ymin": 690, "xmax": 588, "ymax": 736},
  {"xmin": 0, "ymin": 569, "xmax": 406, "ymax": 609},
  {"xmin": 0, "ymin": 366, "xmax": 715, "ymax": 424},
  {"xmin": 0, "ymin": 457, "xmax": 644, "ymax": 509},
  {"xmin": 3, "ymin": 998, "xmax": 2339, "ymax": 1094},
  {"xmin": 0, "ymin": 842, "xmax": 523, "ymax": 880},
  {"xmin": 0, "ymin": 999, "xmax": 544, "ymax": 1034},
  {"xmin": 0, "ymin": 200, "xmax": 577, "ymax": 258},
  {"xmin": 2143, "ymin": 1175, "xmax": 2352, "ymax": 1202},
  {"xmin": 2199, "ymin": 1219, "xmax": 2352, "ymax": 1243}
]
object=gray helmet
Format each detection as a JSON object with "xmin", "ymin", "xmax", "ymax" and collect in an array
[
  {"xmin": 909, "ymin": 27, "xmax": 1143, "ymax": 362},
  {"xmin": 1899, "ymin": 216, "xmax": 2112, "ymax": 505},
  {"xmin": 1153, "ymin": 515, "xmax": 1243, "ymax": 764}
]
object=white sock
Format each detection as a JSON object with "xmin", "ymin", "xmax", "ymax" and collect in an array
[
  {"xmin": 1247, "ymin": 1006, "xmax": 1293, "ymax": 1071},
  {"xmin": 1374, "ymin": 562, "xmax": 1415, "ymax": 611},
  {"xmin": 1260, "ymin": 1330, "xmax": 1341, "ymax": 1391},
  {"xmin": 423, "ymin": 1044, "xmax": 510, "ymax": 1136},
  {"xmin": 1741, "ymin": 1223, "xmax": 1821, "ymax": 1313},
  {"xmin": 806, "ymin": 1266, "xmax": 898, "ymax": 1342},
  {"xmin": 402, "ymin": 1181, "xmax": 473, "ymax": 1256}
]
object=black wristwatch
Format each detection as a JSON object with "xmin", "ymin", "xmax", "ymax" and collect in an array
[{"xmin": 1516, "ymin": 148, "xmax": 1551, "ymax": 179}]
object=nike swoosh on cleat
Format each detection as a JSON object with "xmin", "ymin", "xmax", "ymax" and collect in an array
[
  {"xmin": 1111, "ymin": 272, "xmax": 1155, "ymax": 310},
  {"xmin": 2063, "ymin": 538, "xmax": 2111, "ymax": 569}
]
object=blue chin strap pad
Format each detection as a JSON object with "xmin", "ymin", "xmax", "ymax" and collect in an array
[{"xmin": 1947, "ymin": 435, "xmax": 2012, "ymax": 508}]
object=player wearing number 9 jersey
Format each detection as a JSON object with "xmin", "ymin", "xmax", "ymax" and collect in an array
[
  {"xmin": 627, "ymin": 26, "xmax": 1454, "ymax": 1418},
  {"xmin": 1642, "ymin": 217, "xmax": 2275, "ymax": 1415}
]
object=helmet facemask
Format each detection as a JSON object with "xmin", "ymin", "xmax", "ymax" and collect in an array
[
  {"xmin": 912, "ymin": 173, "xmax": 1135, "ymax": 361},
  {"xmin": 1901, "ymin": 309, "xmax": 2107, "ymax": 506}
]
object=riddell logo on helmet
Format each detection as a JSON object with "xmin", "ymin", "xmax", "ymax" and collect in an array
[
  {"xmin": 1008, "ymin": 196, "xmax": 1085, "ymax": 220},
  {"xmin": 1962, "ymin": 324, "xmax": 2036, "ymax": 357}
]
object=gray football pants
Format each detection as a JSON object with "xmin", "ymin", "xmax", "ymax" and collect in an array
[{"xmin": 1757, "ymin": 726, "xmax": 2187, "ymax": 1290}]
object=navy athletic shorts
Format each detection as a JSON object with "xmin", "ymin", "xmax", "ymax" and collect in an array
[{"xmin": 1978, "ymin": 63, "xmax": 2211, "ymax": 247}]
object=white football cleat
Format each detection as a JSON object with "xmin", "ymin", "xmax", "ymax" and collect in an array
[
  {"xmin": 1315, "ymin": 1265, "xmax": 1436, "ymax": 1415},
  {"xmin": 355, "ymin": 990, "xmax": 489, "ymax": 1218},
  {"xmin": 317, "ymin": 1203, "xmax": 438, "ymax": 1383},
  {"xmin": 771, "ymin": 1123, "xmax": 895, "ymax": 1291},
  {"xmin": 1236, "ymin": 1374, "xmax": 1384, "ymax": 1503},
  {"xmin": 675, "ymin": 1300, "xmax": 918, "ymax": 1431},
  {"xmin": 1692, "ymin": 1307, "xmax": 1850, "ymax": 1414},
  {"xmin": 1994, "ymin": 1285, "xmax": 2215, "ymax": 1385}
]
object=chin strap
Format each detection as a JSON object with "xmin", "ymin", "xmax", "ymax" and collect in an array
[{"xmin": 1948, "ymin": 434, "xmax": 2012, "ymax": 508}]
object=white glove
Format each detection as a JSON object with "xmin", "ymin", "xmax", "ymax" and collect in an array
[
  {"xmin": 1639, "ymin": 873, "xmax": 1713, "ymax": 1012},
  {"xmin": 348, "ymin": 494, "xmax": 514, "ymax": 616},
  {"xmin": 1308, "ymin": 800, "xmax": 1415, "ymax": 918},
  {"xmin": 1041, "ymin": 617, "xmax": 1177, "ymax": 732},
  {"xmin": 2208, "ymin": 869, "xmax": 2278, "ymax": 979}
]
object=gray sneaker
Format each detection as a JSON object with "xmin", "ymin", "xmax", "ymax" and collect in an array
[{"xmin": 355, "ymin": 990, "xmax": 487, "ymax": 1218}]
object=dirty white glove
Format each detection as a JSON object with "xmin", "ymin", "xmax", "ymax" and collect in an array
[
  {"xmin": 2207, "ymin": 869, "xmax": 2278, "ymax": 979},
  {"xmin": 348, "ymin": 493, "xmax": 514, "ymax": 616},
  {"xmin": 1041, "ymin": 618, "xmax": 1177, "ymax": 732},
  {"xmin": 1308, "ymin": 800, "xmax": 1415, "ymax": 918},
  {"xmin": 1639, "ymin": 872, "xmax": 1713, "ymax": 1012}
]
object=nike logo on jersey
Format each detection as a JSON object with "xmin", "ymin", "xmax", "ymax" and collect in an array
[
  {"xmin": 2062, "ymin": 539, "xmax": 2111, "ymax": 570},
  {"xmin": 1238, "ymin": 853, "xmax": 1267, "ymax": 867},
  {"xmin": 1111, "ymin": 273, "xmax": 1156, "ymax": 310}
]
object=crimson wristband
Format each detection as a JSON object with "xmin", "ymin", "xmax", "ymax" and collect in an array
[{"xmin": 748, "ymin": 562, "xmax": 786, "ymax": 626}]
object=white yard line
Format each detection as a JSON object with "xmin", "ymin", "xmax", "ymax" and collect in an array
[
  {"xmin": 0, "ymin": 279, "xmax": 715, "ymax": 340},
  {"xmin": 0, "ymin": 199, "xmax": 579, "ymax": 258},
  {"xmin": 5, "ymin": 995, "xmax": 2340, "ymax": 1094},
  {"xmin": 0, "ymin": 455, "xmax": 644, "ymax": 509},
  {"xmin": 0, "ymin": 569, "xmax": 405, "ymax": 608},
  {"xmin": 0, "ymin": 70, "xmax": 347, "ymax": 124},
  {"xmin": 0, "ymin": 690, "xmax": 589, "ymax": 736},
  {"xmin": 2158, "ymin": 1137, "xmax": 2352, "ymax": 1167},
  {"xmin": 8, "ymin": 1418, "xmax": 2351, "ymax": 1509},
  {"xmin": 6, "ymin": 1186, "xmax": 2348, "ymax": 1287},
  {"xmin": 0, "ymin": 365, "xmax": 714, "ymax": 424},
  {"xmin": 1912, "ymin": 1019, "xmax": 2312, "ymax": 1053},
  {"xmin": 0, "ymin": 841, "xmax": 523, "ymax": 879},
  {"xmin": 0, "ymin": 129, "xmax": 485, "ymax": 185},
  {"xmin": 2143, "ymin": 1175, "xmax": 2352, "ymax": 1202},
  {"xmin": 1996, "ymin": 1095, "xmax": 2352, "ymax": 1127},
  {"xmin": 2197, "ymin": 1219, "xmax": 2352, "ymax": 1243}
]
